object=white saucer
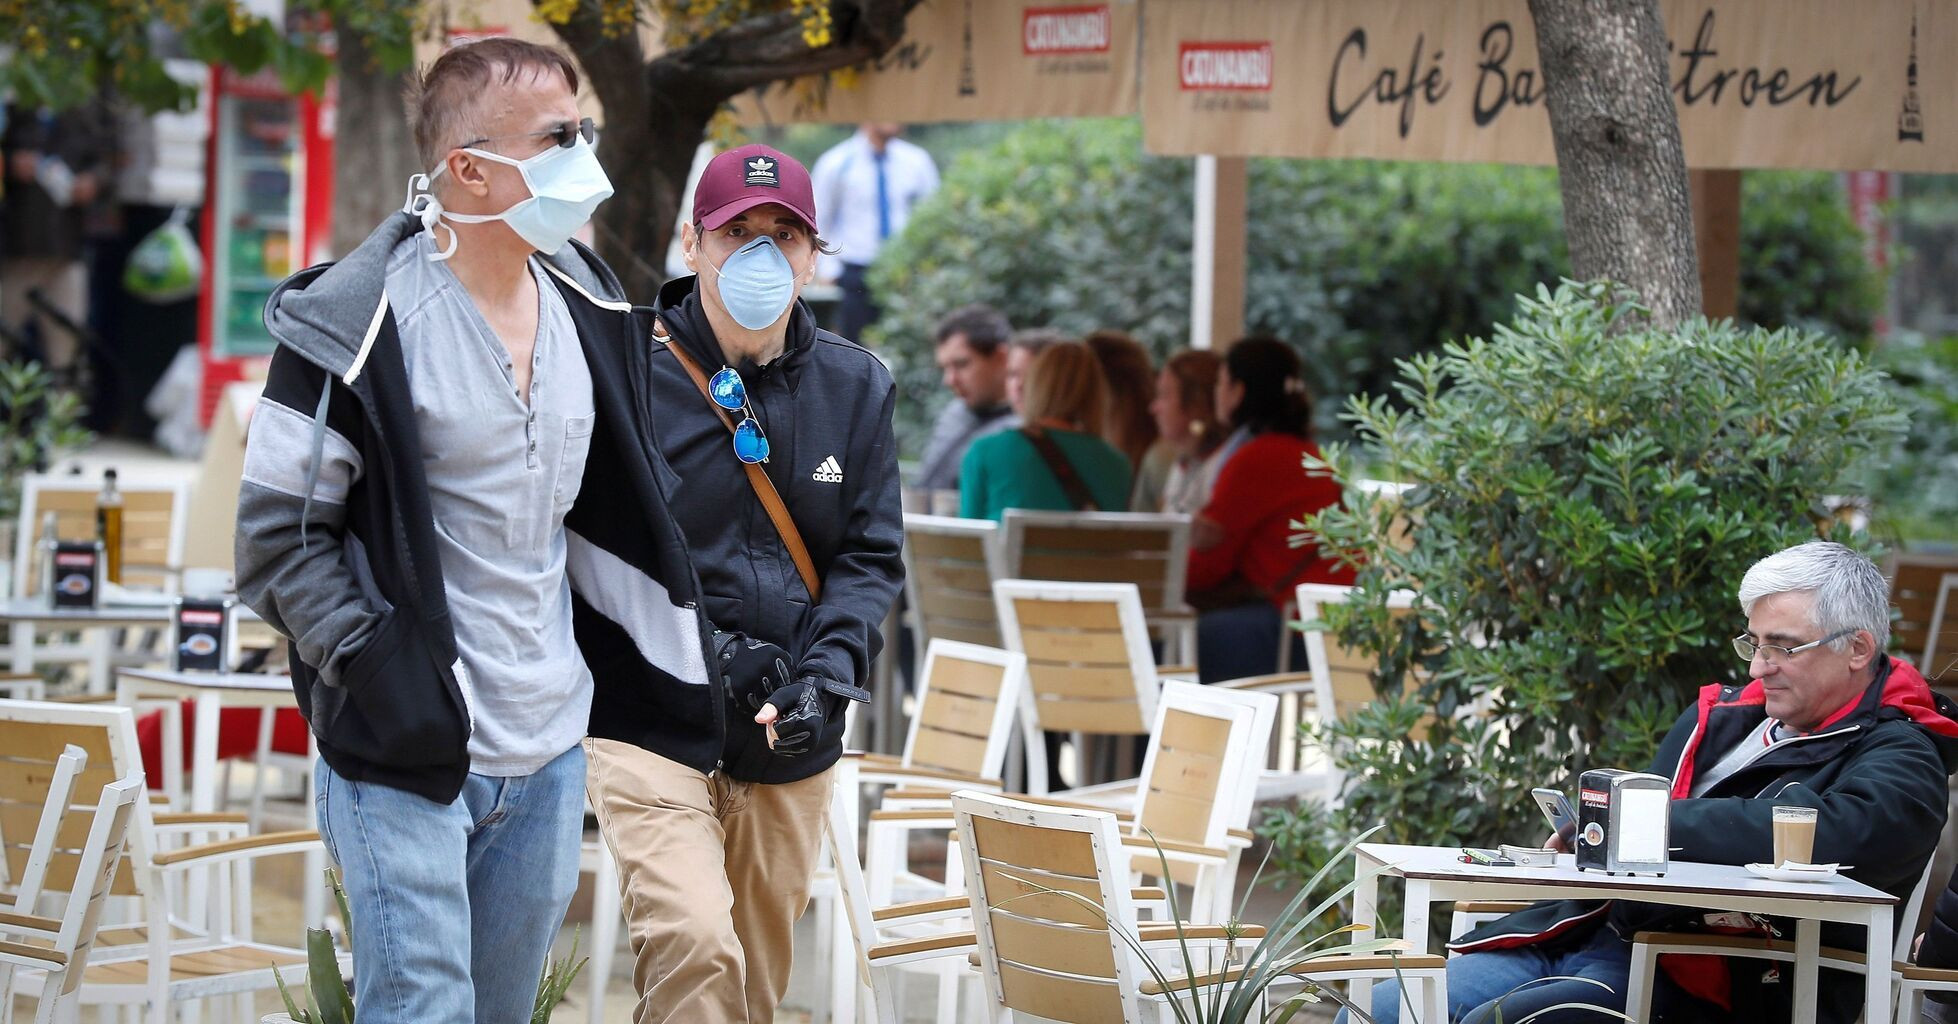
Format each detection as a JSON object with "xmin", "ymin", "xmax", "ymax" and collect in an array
[{"xmin": 1745, "ymin": 862, "xmax": 1841, "ymax": 883}]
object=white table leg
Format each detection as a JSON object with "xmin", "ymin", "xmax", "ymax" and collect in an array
[
  {"xmin": 1864, "ymin": 906, "xmax": 1895, "ymax": 1024},
  {"xmin": 87, "ymin": 628, "xmax": 113, "ymax": 694},
  {"xmin": 190, "ymin": 694, "xmax": 221, "ymax": 813},
  {"xmin": 1404, "ymin": 879, "xmax": 1433, "ymax": 954},
  {"xmin": 10, "ymin": 620, "xmax": 33, "ymax": 675},
  {"xmin": 1793, "ymin": 917, "xmax": 1820, "ymax": 1024},
  {"xmin": 160, "ymin": 698, "xmax": 186, "ymax": 812}
]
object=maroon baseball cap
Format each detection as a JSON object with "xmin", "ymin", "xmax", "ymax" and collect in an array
[{"xmin": 693, "ymin": 144, "xmax": 820, "ymax": 233}]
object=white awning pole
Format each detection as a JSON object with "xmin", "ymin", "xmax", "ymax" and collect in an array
[{"xmin": 1190, "ymin": 154, "xmax": 1218, "ymax": 350}]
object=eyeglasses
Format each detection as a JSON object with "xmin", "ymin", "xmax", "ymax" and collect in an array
[
  {"xmin": 461, "ymin": 117, "xmax": 599, "ymax": 153},
  {"xmin": 1731, "ymin": 627, "xmax": 1854, "ymax": 663},
  {"xmin": 709, "ymin": 367, "xmax": 770, "ymax": 464}
]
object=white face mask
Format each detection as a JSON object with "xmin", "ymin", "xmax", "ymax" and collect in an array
[{"xmin": 402, "ymin": 136, "xmax": 614, "ymax": 261}]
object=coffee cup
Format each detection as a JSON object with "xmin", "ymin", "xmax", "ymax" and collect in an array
[{"xmin": 1772, "ymin": 805, "xmax": 1818, "ymax": 868}]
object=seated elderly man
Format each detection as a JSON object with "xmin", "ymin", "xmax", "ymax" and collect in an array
[{"xmin": 1360, "ymin": 541, "xmax": 1958, "ymax": 1024}]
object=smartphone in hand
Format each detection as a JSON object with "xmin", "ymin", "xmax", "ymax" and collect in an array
[{"xmin": 1532, "ymin": 787, "xmax": 1580, "ymax": 849}]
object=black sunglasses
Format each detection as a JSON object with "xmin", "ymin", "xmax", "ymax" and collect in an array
[{"xmin": 462, "ymin": 117, "xmax": 599, "ymax": 152}]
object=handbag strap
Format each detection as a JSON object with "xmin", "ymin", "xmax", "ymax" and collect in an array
[
  {"xmin": 1020, "ymin": 427, "xmax": 1100, "ymax": 512},
  {"xmin": 659, "ymin": 321, "xmax": 823, "ymax": 601}
]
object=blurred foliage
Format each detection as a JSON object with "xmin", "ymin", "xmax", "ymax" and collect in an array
[
  {"xmin": 1259, "ymin": 281, "xmax": 1905, "ymax": 898},
  {"xmin": 0, "ymin": 360, "xmax": 92, "ymax": 529},
  {"xmin": 1871, "ymin": 332, "xmax": 1958, "ymax": 543},
  {"xmin": 0, "ymin": 0, "xmax": 409, "ymax": 113},
  {"xmin": 869, "ymin": 120, "xmax": 1886, "ymax": 455}
]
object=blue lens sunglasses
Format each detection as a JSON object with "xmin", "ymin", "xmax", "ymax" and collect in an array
[{"xmin": 708, "ymin": 367, "xmax": 770, "ymax": 464}]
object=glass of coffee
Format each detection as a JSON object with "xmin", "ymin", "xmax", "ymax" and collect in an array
[{"xmin": 1772, "ymin": 805, "xmax": 1818, "ymax": 867}]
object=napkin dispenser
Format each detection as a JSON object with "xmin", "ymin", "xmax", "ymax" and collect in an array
[
  {"xmin": 173, "ymin": 597, "xmax": 236, "ymax": 673},
  {"xmin": 50, "ymin": 541, "xmax": 103, "ymax": 609},
  {"xmin": 1575, "ymin": 768, "xmax": 1672, "ymax": 875}
]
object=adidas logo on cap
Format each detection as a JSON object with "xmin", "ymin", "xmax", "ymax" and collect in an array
[{"xmin": 812, "ymin": 455, "xmax": 843, "ymax": 484}]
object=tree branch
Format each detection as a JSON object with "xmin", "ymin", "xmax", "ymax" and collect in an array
[{"xmin": 655, "ymin": 0, "xmax": 924, "ymax": 96}]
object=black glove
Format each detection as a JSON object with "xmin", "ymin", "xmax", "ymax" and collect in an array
[
  {"xmin": 752, "ymin": 678, "xmax": 832, "ymax": 757},
  {"xmin": 711, "ymin": 631, "xmax": 792, "ymax": 712}
]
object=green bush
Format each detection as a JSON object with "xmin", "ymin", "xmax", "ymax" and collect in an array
[
  {"xmin": 867, "ymin": 121, "xmax": 1884, "ymax": 453},
  {"xmin": 1871, "ymin": 332, "xmax": 1958, "ymax": 542},
  {"xmin": 1261, "ymin": 281, "xmax": 1906, "ymax": 904}
]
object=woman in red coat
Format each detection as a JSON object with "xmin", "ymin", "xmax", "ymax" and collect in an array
[{"xmin": 1188, "ymin": 336, "xmax": 1353, "ymax": 682}]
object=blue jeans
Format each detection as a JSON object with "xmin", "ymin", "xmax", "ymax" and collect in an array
[
  {"xmin": 1340, "ymin": 925, "xmax": 1641, "ymax": 1024},
  {"xmin": 314, "ymin": 745, "xmax": 586, "ymax": 1024},
  {"xmin": 1197, "ymin": 601, "xmax": 1303, "ymax": 683}
]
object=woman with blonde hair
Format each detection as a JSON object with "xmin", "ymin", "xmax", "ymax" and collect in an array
[{"xmin": 959, "ymin": 339, "xmax": 1132, "ymax": 521}]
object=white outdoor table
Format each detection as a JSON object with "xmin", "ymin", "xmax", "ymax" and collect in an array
[
  {"xmin": 114, "ymin": 668, "xmax": 302, "ymax": 815},
  {"xmin": 1351, "ymin": 842, "xmax": 1896, "ymax": 1024},
  {"xmin": 4, "ymin": 597, "xmax": 264, "ymax": 694}
]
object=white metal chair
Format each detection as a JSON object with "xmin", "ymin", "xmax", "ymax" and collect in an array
[
  {"xmin": 0, "ymin": 699, "xmax": 342, "ymax": 1024},
  {"xmin": 1625, "ymin": 854, "xmax": 1939, "ymax": 1023},
  {"xmin": 951, "ymin": 790, "xmax": 1447, "ymax": 1023},
  {"xmin": 902, "ymin": 514, "xmax": 1007, "ymax": 676},
  {"xmin": 10, "ymin": 475, "xmax": 191, "ymax": 690},
  {"xmin": 0, "ymin": 748, "xmax": 143, "ymax": 1024},
  {"xmin": 1000, "ymin": 509, "xmax": 1196, "ymax": 665},
  {"xmin": 1924, "ymin": 572, "xmax": 1957, "ymax": 682},
  {"xmin": 992, "ymin": 579, "xmax": 1163, "ymax": 796}
]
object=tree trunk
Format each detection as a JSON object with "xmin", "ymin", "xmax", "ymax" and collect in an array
[
  {"xmin": 1527, "ymin": 0, "xmax": 1701, "ymax": 328},
  {"xmin": 329, "ymin": 29, "xmax": 421, "ymax": 260},
  {"xmin": 541, "ymin": 0, "xmax": 923, "ymax": 300}
]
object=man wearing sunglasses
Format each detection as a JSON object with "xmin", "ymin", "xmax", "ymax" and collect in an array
[
  {"xmin": 235, "ymin": 39, "xmax": 717, "ymax": 1024},
  {"xmin": 1359, "ymin": 541, "xmax": 1958, "ymax": 1024},
  {"xmin": 582, "ymin": 143, "xmax": 903, "ymax": 1023}
]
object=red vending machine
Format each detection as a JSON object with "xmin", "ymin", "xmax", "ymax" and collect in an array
[{"xmin": 195, "ymin": 65, "xmax": 335, "ymax": 425}]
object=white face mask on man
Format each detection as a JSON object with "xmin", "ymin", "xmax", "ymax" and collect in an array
[{"xmin": 402, "ymin": 135, "xmax": 614, "ymax": 261}]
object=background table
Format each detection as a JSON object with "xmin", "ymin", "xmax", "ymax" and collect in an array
[
  {"xmin": 4, "ymin": 598, "xmax": 171, "ymax": 693},
  {"xmin": 115, "ymin": 668, "xmax": 301, "ymax": 815},
  {"xmin": 1352, "ymin": 842, "xmax": 1896, "ymax": 1024}
]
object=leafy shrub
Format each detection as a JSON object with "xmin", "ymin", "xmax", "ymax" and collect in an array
[
  {"xmin": 868, "ymin": 121, "xmax": 1884, "ymax": 454},
  {"xmin": 1261, "ymin": 281, "xmax": 1906, "ymax": 899},
  {"xmin": 1870, "ymin": 332, "xmax": 1958, "ymax": 542}
]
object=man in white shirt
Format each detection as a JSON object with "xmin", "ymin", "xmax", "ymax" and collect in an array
[{"xmin": 809, "ymin": 122, "xmax": 938, "ymax": 342}]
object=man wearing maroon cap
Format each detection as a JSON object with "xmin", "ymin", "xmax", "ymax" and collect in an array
[{"xmin": 583, "ymin": 144, "xmax": 903, "ymax": 1023}]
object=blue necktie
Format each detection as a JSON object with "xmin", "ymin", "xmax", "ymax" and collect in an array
[{"xmin": 875, "ymin": 150, "xmax": 891, "ymax": 241}]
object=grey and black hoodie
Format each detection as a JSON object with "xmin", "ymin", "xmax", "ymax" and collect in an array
[{"xmin": 236, "ymin": 212, "xmax": 715, "ymax": 803}]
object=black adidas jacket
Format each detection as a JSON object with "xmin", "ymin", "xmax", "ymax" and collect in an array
[{"xmin": 588, "ymin": 277, "xmax": 902, "ymax": 783}]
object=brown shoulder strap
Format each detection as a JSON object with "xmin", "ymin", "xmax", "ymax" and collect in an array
[
  {"xmin": 660, "ymin": 321, "xmax": 823, "ymax": 601},
  {"xmin": 1020, "ymin": 427, "xmax": 1100, "ymax": 512}
]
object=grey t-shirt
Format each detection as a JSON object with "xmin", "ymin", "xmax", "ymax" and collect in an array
[
  {"xmin": 386, "ymin": 231, "xmax": 595, "ymax": 776},
  {"xmin": 915, "ymin": 400, "xmax": 1016, "ymax": 492}
]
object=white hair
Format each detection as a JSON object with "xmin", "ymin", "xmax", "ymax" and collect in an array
[{"xmin": 1737, "ymin": 541, "xmax": 1891, "ymax": 652}]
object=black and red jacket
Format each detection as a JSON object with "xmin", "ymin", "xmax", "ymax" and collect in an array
[{"xmin": 1451, "ymin": 656, "xmax": 1958, "ymax": 1024}]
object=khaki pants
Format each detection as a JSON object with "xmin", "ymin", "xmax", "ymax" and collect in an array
[{"xmin": 585, "ymin": 737, "xmax": 832, "ymax": 1024}]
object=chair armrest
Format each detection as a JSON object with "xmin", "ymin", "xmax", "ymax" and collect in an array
[
  {"xmin": 982, "ymin": 791, "xmax": 1136, "ymax": 822},
  {"xmin": 50, "ymin": 692, "xmax": 120, "ymax": 704},
  {"xmin": 1136, "ymin": 924, "xmax": 1267, "ymax": 944},
  {"xmin": 0, "ymin": 909, "xmax": 61, "ymax": 938},
  {"xmin": 1903, "ymin": 962, "xmax": 1958, "ymax": 982},
  {"xmin": 1212, "ymin": 671, "xmax": 1318, "ymax": 694},
  {"xmin": 867, "ymin": 810, "xmax": 957, "ymax": 825},
  {"xmin": 153, "ymin": 812, "xmax": 252, "ymax": 827},
  {"xmin": 1155, "ymin": 664, "xmax": 1198, "ymax": 678},
  {"xmin": 1628, "ymin": 930, "xmax": 1869, "ymax": 968},
  {"xmin": 860, "ymin": 765, "xmax": 1001, "ymax": 789},
  {"xmin": 843, "ymin": 751, "xmax": 902, "ymax": 766},
  {"xmin": 1120, "ymin": 834, "xmax": 1227, "ymax": 861},
  {"xmin": 866, "ymin": 930, "xmax": 979, "ymax": 965},
  {"xmin": 150, "ymin": 829, "xmax": 322, "ymax": 867},
  {"xmin": 872, "ymin": 896, "xmax": 969, "ymax": 924},
  {"xmin": 1227, "ymin": 828, "xmax": 1255, "ymax": 846}
]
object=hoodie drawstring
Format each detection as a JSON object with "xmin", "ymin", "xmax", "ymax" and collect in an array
[{"xmin": 300, "ymin": 373, "xmax": 332, "ymax": 553}]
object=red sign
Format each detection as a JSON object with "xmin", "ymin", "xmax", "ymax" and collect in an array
[
  {"xmin": 1179, "ymin": 41, "xmax": 1274, "ymax": 92},
  {"xmin": 1024, "ymin": 5, "xmax": 1111, "ymax": 55}
]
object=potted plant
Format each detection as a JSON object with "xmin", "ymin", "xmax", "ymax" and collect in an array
[{"xmin": 265, "ymin": 869, "xmax": 587, "ymax": 1024}]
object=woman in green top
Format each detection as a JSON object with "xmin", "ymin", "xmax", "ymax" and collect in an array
[{"xmin": 960, "ymin": 340, "xmax": 1132, "ymax": 521}]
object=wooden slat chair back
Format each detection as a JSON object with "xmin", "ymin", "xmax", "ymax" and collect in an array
[
  {"xmin": 1297, "ymin": 583, "xmax": 1430, "ymax": 729},
  {"xmin": 1147, "ymin": 681, "xmax": 1277, "ymax": 831},
  {"xmin": 1924, "ymin": 573, "xmax": 1957, "ymax": 683},
  {"xmin": 13, "ymin": 476, "xmax": 190, "ymax": 596},
  {"xmin": 994, "ymin": 580, "xmax": 1161, "ymax": 795},
  {"xmin": 1126, "ymin": 685, "xmax": 1260, "ymax": 901},
  {"xmin": 1001, "ymin": 510, "xmax": 1191, "ymax": 620},
  {"xmin": 1889, "ymin": 553, "xmax": 1958, "ymax": 673},
  {"xmin": 0, "ymin": 754, "xmax": 143, "ymax": 1024},
  {"xmin": 0, "ymin": 699, "xmax": 332, "ymax": 1024},
  {"xmin": 902, "ymin": 514, "xmax": 1005, "ymax": 658},
  {"xmin": 902, "ymin": 640, "xmax": 1028, "ymax": 784},
  {"xmin": 0, "ymin": 710, "xmax": 150, "ymax": 901},
  {"xmin": 954, "ymin": 791, "xmax": 1144, "ymax": 1024}
]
